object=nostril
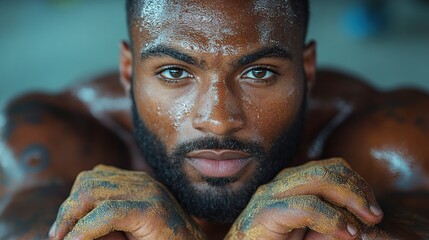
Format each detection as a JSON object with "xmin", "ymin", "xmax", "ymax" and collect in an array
[
  {"xmin": 192, "ymin": 112, "xmax": 245, "ymax": 135},
  {"xmin": 192, "ymin": 87, "xmax": 245, "ymax": 135}
]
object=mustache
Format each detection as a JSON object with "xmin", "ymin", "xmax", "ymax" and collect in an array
[{"xmin": 171, "ymin": 136, "xmax": 265, "ymax": 158}]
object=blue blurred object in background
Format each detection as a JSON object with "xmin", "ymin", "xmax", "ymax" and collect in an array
[{"xmin": 343, "ymin": 0, "xmax": 388, "ymax": 39}]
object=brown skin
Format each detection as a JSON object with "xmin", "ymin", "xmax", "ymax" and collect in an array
[
  {"xmin": 51, "ymin": 165, "xmax": 204, "ymax": 239},
  {"xmin": 0, "ymin": 0, "xmax": 428, "ymax": 239}
]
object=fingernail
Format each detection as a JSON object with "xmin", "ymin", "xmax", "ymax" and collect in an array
[
  {"xmin": 347, "ymin": 223, "xmax": 357, "ymax": 236},
  {"xmin": 370, "ymin": 204, "xmax": 383, "ymax": 216},
  {"xmin": 48, "ymin": 223, "xmax": 56, "ymax": 238}
]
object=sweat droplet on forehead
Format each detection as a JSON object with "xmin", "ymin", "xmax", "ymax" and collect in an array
[
  {"xmin": 137, "ymin": 1, "xmax": 240, "ymax": 52},
  {"xmin": 253, "ymin": 0, "xmax": 297, "ymax": 45},
  {"xmin": 134, "ymin": 0, "xmax": 299, "ymax": 56},
  {"xmin": 253, "ymin": 0, "xmax": 294, "ymax": 16},
  {"xmin": 138, "ymin": 0, "xmax": 168, "ymax": 33}
]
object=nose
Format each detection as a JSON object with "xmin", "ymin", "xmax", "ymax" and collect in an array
[{"xmin": 192, "ymin": 80, "xmax": 245, "ymax": 136}]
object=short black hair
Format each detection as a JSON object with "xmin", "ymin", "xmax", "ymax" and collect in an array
[
  {"xmin": 289, "ymin": 0, "xmax": 310, "ymax": 36},
  {"xmin": 126, "ymin": 0, "xmax": 310, "ymax": 39}
]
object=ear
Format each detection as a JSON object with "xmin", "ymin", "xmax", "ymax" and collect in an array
[
  {"xmin": 303, "ymin": 41, "xmax": 317, "ymax": 92},
  {"xmin": 119, "ymin": 41, "xmax": 133, "ymax": 95}
]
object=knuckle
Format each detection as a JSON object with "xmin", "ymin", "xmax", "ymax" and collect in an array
[
  {"xmin": 75, "ymin": 170, "xmax": 92, "ymax": 183},
  {"xmin": 343, "ymin": 171, "xmax": 370, "ymax": 194},
  {"xmin": 274, "ymin": 168, "xmax": 290, "ymax": 179},
  {"xmin": 333, "ymin": 157, "xmax": 352, "ymax": 170},
  {"xmin": 149, "ymin": 194, "xmax": 171, "ymax": 208},
  {"xmin": 56, "ymin": 197, "xmax": 74, "ymax": 221},
  {"xmin": 308, "ymin": 164, "xmax": 330, "ymax": 182},
  {"xmin": 143, "ymin": 184, "xmax": 165, "ymax": 198},
  {"xmin": 79, "ymin": 179, "xmax": 95, "ymax": 192},
  {"xmin": 93, "ymin": 164, "xmax": 109, "ymax": 171},
  {"xmin": 255, "ymin": 184, "xmax": 268, "ymax": 195},
  {"xmin": 68, "ymin": 189, "xmax": 81, "ymax": 202},
  {"xmin": 330, "ymin": 157, "xmax": 347, "ymax": 165},
  {"xmin": 323, "ymin": 158, "xmax": 355, "ymax": 177},
  {"xmin": 153, "ymin": 199, "xmax": 169, "ymax": 212},
  {"xmin": 290, "ymin": 195, "xmax": 320, "ymax": 210},
  {"xmin": 97, "ymin": 200, "xmax": 148, "ymax": 214},
  {"xmin": 72, "ymin": 171, "xmax": 93, "ymax": 191},
  {"xmin": 152, "ymin": 184, "xmax": 174, "ymax": 200},
  {"xmin": 71, "ymin": 179, "xmax": 118, "ymax": 203},
  {"xmin": 303, "ymin": 195, "xmax": 320, "ymax": 209},
  {"xmin": 56, "ymin": 204, "xmax": 67, "ymax": 220},
  {"xmin": 97, "ymin": 200, "xmax": 116, "ymax": 213},
  {"xmin": 152, "ymin": 184, "xmax": 167, "ymax": 195},
  {"xmin": 299, "ymin": 196, "xmax": 341, "ymax": 222},
  {"xmin": 72, "ymin": 182, "xmax": 94, "ymax": 202},
  {"xmin": 328, "ymin": 171, "xmax": 349, "ymax": 185},
  {"xmin": 80, "ymin": 178, "xmax": 118, "ymax": 191},
  {"xmin": 130, "ymin": 200, "xmax": 151, "ymax": 213}
]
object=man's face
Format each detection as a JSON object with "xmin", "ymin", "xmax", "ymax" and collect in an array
[{"xmin": 124, "ymin": 0, "xmax": 314, "ymax": 223}]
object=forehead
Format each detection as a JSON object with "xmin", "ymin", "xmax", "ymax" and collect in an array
[{"xmin": 131, "ymin": 0, "xmax": 301, "ymax": 55}]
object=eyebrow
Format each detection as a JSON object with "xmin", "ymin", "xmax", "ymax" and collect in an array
[
  {"xmin": 140, "ymin": 45, "xmax": 292, "ymax": 68},
  {"xmin": 141, "ymin": 45, "xmax": 201, "ymax": 67},
  {"xmin": 236, "ymin": 46, "xmax": 293, "ymax": 66}
]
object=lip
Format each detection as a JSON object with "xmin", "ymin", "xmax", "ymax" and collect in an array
[
  {"xmin": 186, "ymin": 150, "xmax": 252, "ymax": 178},
  {"xmin": 186, "ymin": 150, "xmax": 251, "ymax": 160}
]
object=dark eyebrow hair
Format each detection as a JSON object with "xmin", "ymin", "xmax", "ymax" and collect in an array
[
  {"xmin": 141, "ymin": 45, "xmax": 292, "ymax": 69},
  {"xmin": 236, "ymin": 46, "xmax": 293, "ymax": 66},
  {"xmin": 141, "ymin": 45, "xmax": 201, "ymax": 67}
]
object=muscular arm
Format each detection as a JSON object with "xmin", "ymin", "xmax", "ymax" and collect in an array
[
  {"xmin": 0, "ymin": 93, "xmax": 131, "ymax": 238},
  {"xmin": 323, "ymin": 88, "xmax": 429, "ymax": 238}
]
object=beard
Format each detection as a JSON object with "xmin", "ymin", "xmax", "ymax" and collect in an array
[{"xmin": 131, "ymin": 87, "xmax": 306, "ymax": 223}]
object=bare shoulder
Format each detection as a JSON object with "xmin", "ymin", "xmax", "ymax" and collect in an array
[
  {"xmin": 0, "ymin": 74, "xmax": 131, "ymax": 196},
  {"xmin": 323, "ymin": 86, "xmax": 429, "ymax": 199},
  {"xmin": 302, "ymin": 71, "xmax": 429, "ymax": 231},
  {"xmin": 299, "ymin": 69, "xmax": 429, "ymax": 196},
  {"xmin": 295, "ymin": 69, "xmax": 379, "ymax": 162},
  {"xmin": 0, "ymin": 74, "xmax": 133, "ymax": 238}
]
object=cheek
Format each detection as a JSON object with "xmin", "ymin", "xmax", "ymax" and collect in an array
[
  {"xmin": 243, "ymin": 79, "xmax": 303, "ymax": 150},
  {"xmin": 134, "ymin": 80, "xmax": 196, "ymax": 151}
]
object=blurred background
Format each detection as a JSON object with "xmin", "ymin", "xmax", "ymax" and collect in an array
[{"xmin": 0, "ymin": 0, "xmax": 428, "ymax": 108}]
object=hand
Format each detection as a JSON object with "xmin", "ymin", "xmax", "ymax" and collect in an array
[
  {"xmin": 48, "ymin": 165, "xmax": 205, "ymax": 240},
  {"xmin": 225, "ymin": 158, "xmax": 386, "ymax": 240}
]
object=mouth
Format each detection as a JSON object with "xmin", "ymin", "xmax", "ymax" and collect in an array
[{"xmin": 186, "ymin": 150, "xmax": 252, "ymax": 178}]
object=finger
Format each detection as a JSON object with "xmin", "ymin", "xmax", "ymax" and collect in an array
[
  {"xmin": 51, "ymin": 167, "xmax": 177, "ymax": 240},
  {"xmin": 50, "ymin": 190, "xmax": 96, "ymax": 239},
  {"xmin": 93, "ymin": 164, "xmax": 153, "ymax": 180},
  {"xmin": 64, "ymin": 201, "xmax": 189, "ymax": 240},
  {"xmin": 248, "ymin": 195, "xmax": 358, "ymax": 240},
  {"xmin": 269, "ymin": 158, "xmax": 383, "ymax": 225},
  {"xmin": 51, "ymin": 179, "xmax": 131, "ymax": 239},
  {"xmin": 65, "ymin": 200, "xmax": 201, "ymax": 240},
  {"xmin": 64, "ymin": 200, "xmax": 150, "ymax": 240},
  {"xmin": 71, "ymin": 172, "xmax": 166, "ymax": 203},
  {"xmin": 93, "ymin": 164, "xmax": 122, "ymax": 171},
  {"xmin": 71, "ymin": 167, "xmax": 153, "ymax": 193},
  {"xmin": 327, "ymin": 158, "xmax": 383, "ymax": 224},
  {"xmin": 71, "ymin": 167, "xmax": 165, "ymax": 201},
  {"xmin": 50, "ymin": 179, "xmax": 158, "ymax": 239}
]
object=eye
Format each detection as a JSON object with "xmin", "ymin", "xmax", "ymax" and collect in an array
[
  {"xmin": 242, "ymin": 68, "xmax": 274, "ymax": 80},
  {"xmin": 159, "ymin": 67, "xmax": 193, "ymax": 80}
]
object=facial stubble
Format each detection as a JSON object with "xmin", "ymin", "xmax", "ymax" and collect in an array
[{"xmin": 131, "ymin": 85, "xmax": 306, "ymax": 223}]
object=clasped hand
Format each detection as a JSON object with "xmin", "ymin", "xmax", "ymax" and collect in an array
[
  {"xmin": 226, "ymin": 158, "xmax": 386, "ymax": 239},
  {"xmin": 48, "ymin": 165, "xmax": 204, "ymax": 240},
  {"xmin": 50, "ymin": 158, "xmax": 387, "ymax": 240}
]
